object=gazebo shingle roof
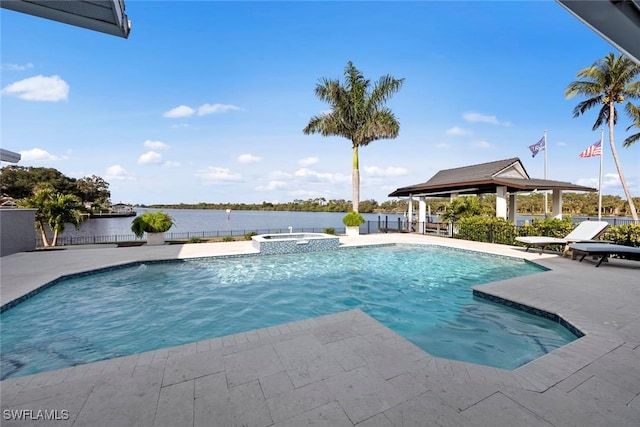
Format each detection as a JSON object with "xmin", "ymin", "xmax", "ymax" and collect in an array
[{"xmin": 388, "ymin": 157, "xmax": 596, "ymax": 197}]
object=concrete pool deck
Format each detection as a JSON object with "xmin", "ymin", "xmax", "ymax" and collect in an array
[{"xmin": 1, "ymin": 234, "xmax": 638, "ymax": 426}]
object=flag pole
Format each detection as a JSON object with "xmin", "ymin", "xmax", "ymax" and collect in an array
[
  {"xmin": 598, "ymin": 128, "xmax": 603, "ymax": 221},
  {"xmin": 543, "ymin": 130, "xmax": 548, "ymax": 216}
]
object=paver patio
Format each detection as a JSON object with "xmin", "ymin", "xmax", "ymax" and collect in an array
[{"xmin": 1, "ymin": 234, "xmax": 638, "ymax": 426}]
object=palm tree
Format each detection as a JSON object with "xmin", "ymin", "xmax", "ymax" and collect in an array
[
  {"xmin": 47, "ymin": 193, "xmax": 85, "ymax": 246},
  {"xmin": 303, "ymin": 61, "xmax": 404, "ymax": 212},
  {"xmin": 623, "ymin": 103, "xmax": 640, "ymax": 147},
  {"xmin": 19, "ymin": 187, "xmax": 55, "ymax": 246},
  {"xmin": 18, "ymin": 189, "xmax": 85, "ymax": 246},
  {"xmin": 565, "ymin": 53, "xmax": 640, "ymax": 221}
]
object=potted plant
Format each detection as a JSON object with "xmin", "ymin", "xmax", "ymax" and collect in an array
[
  {"xmin": 131, "ymin": 211, "xmax": 175, "ymax": 246},
  {"xmin": 343, "ymin": 211, "xmax": 365, "ymax": 236}
]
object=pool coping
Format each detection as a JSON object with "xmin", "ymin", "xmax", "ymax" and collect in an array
[{"xmin": 1, "ymin": 233, "xmax": 639, "ymax": 426}]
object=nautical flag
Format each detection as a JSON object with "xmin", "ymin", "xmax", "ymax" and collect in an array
[
  {"xmin": 579, "ymin": 140, "xmax": 602, "ymax": 158},
  {"xmin": 529, "ymin": 137, "xmax": 545, "ymax": 158}
]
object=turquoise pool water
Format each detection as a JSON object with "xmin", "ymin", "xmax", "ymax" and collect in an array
[{"xmin": 0, "ymin": 244, "xmax": 576, "ymax": 379}]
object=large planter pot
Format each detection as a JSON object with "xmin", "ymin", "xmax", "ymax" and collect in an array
[
  {"xmin": 345, "ymin": 226, "xmax": 360, "ymax": 237},
  {"xmin": 146, "ymin": 232, "xmax": 166, "ymax": 246}
]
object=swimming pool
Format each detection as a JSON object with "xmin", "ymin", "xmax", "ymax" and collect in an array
[{"xmin": 0, "ymin": 244, "xmax": 577, "ymax": 379}]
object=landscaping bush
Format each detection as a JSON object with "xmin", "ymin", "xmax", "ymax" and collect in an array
[
  {"xmin": 342, "ymin": 211, "xmax": 366, "ymax": 226},
  {"xmin": 221, "ymin": 236, "xmax": 235, "ymax": 242},
  {"xmin": 323, "ymin": 227, "xmax": 336, "ymax": 235},
  {"xmin": 601, "ymin": 224, "xmax": 640, "ymax": 247},
  {"xmin": 516, "ymin": 217, "xmax": 575, "ymax": 239},
  {"xmin": 244, "ymin": 231, "xmax": 258, "ymax": 240},
  {"xmin": 455, "ymin": 217, "xmax": 517, "ymax": 244},
  {"xmin": 188, "ymin": 237, "xmax": 202, "ymax": 243}
]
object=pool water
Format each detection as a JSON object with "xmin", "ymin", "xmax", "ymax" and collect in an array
[{"xmin": 0, "ymin": 244, "xmax": 576, "ymax": 379}]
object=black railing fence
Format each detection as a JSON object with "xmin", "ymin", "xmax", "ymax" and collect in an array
[{"xmin": 35, "ymin": 216, "xmax": 638, "ymax": 248}]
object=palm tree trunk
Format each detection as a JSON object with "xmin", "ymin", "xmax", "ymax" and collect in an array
[
  {"xmin": 608, "ymin": 103, "xmax": 639, "ymax": 221},
  {"xmin": 352, "ymin": 144, "xmax": 360, "ymax": 212},
  {"xmin": 38, "ymin": 224, "xmax": 50, "ymax": 247},
  {"xmin": 52, "ymin": 228, "xmax": 59, "ymax": 247}
]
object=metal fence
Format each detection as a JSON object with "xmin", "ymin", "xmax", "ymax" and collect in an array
[{"xmin": 35, "ymin": 217, "xmax": 639, "ymax": 248}]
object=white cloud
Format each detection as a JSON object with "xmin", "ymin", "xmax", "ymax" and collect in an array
[
  {"xmin": 163, "ymin": 161, "xmax": 181, "ymax": 168},
  {"xmin": 270, "ymin": 171, "xmax": 293, "ymax": 180},
  {"xmin": 364, "ymin": 166, "xmax": 408, "ymax": 177},
  {"xmin": 294, "ymin": 168, "xmax": 349, "ymax": 183},
  {"xmin": 19, "ymin": 148, "xmax": 61, "ymax": 161},
  {"xmin": 164, "ymin": 103, "xmax": 242, "ymax": 118},
  {"xmin": 197, "ymin": 103, "xmax": 242, "ymax": 116},
  {"xmin": 1, "ymin": 62, "xmax": 34, "ymax": 71},
  {"xmin": 436, "ymin": 143, "xmax": 450, "ymax": 149},
  {"xmin": 299, "ymin": 156, "xmax": 319, "ymax": 166},
  {"xmin": 256, "ymin": 181, "xmax": 287, "ymax": 191},
  {"xmin": 196, "ymin": 166, "xmax": 242, "ymax": 184},
  {"xmin": 105, "ymin": 165, "xmax": 133, "ymax": 181},
  {"xmin": 237, "ymin": 153, "xmax": 262, "ymax": 163},
  {"xmin": 144, "ymin": 140, "xmax": 169, "ymax": 150},
  {"xmin": 445, "ymin": 126, "xmax": 472, "ymax": 136},
  {"xmin": 137, "ymin": 151, "xmax": 163, "ymax": 165},
  {"xmin": 472, "ymin": 140, "xmax": 494, "ymax": 149},
  {"xmin": 163, "ymin": 105, "xmax": 195, "ymax": 118},
  {"xmin": 462, "ymin": 112, "xmax": 509, "ymax": 126},
  {"xmin": 1, "ymin": 75, "xmax": 69, "ymax": 101}
]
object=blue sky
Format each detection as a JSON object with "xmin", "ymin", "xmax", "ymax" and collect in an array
[{"xmin": 1, "ymin": 1, "xmax": 639, "ymax": 205}]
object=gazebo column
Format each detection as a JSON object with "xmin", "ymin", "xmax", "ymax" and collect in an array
[
  {"xmin": 407, "ymin": 195, "xmax": 414, "ymax": 231},
  {"xmin": 418, "ymin": 197, "xmax": 426, "ymax": 233},
  {"xmin": 496, "ymin": 186, "xmax": 507, "ymax": 219},
  {"xmin": 508, "ymin": 193, "xmax": 517, "ymax": 224},
  {"xmin": 551, "ymin": 190, "xmax": 563, "ymax": 219}
]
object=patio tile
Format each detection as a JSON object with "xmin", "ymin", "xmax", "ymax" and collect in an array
[
  {"xmin": 153, "ymin": 380, "xmax": 194, "ymax": 427},
  {"xmin": 259, "ymin": 371, "xmax": 294, "ymax": 399},
  {"xmin": 162, "ymin": 351, "xmax": 224, "ymax": 386},
  {"xmin": 223, "ymin": 344, "xmax": 283, "ymax": 388},
  {"xmin": 266, "ymin": 380, "xmax": 334, "ymax": 423},
  {"xmin": 272, "ymin": 401, "xmax": 352, "ymax": 427},
  {"xmin": 194, "ymin": 372, "xmax": 230, "ymax": 427},
  {"xmin": 273, "ymin": 334, "xmax": 343, "ymax": 388},
  {"xmin": 227, "ymin": 380, "xmax": 272, "ymax": 427},
  {"xmin": 324, "ymin": 366, "xmax": 404, "ymax": 424},
  {"xmin": 458, "ymin": 392, "xmax": 553, "ymax": 427},
  {"xmin": 383, "ymin": 391, "xmax": 463, "ymax": 427}
]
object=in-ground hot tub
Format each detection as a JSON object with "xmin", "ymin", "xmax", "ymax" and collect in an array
[{"xmin": 251, "ymin": 233, "xmax": 340, "ymax": 255}]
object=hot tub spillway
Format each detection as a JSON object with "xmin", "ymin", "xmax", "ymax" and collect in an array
[{"xmin": 251, "ymin": 233, "xmax": 339, "ymax": 255}]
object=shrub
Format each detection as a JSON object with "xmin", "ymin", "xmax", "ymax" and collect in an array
[
  {"xmin": 188, "ymin": 237, "xmax": 202, "ymax": 243},
  {"xmin": 455, "ymin": 217, "xmax": 517, "ymax": 244},
  {"xmin": 130, "ymin": 211, "xmax": 175, "ymax": 238},
  {"xmin": 244, "ymin": 231, "xmax": 258, "ymax": 240},
  {"xmin": 601, "ymin": 224, "xmax": 640, "ymax": 247},
  {"xmin": 342, "ymin": 211, "xmax": 365, "ymax": 227},
  {"xmin": 323, "ymin": 227, "xmax": 336, "ymax": 235},
  {"xmin": 221, "ymin": 236, "xmax": 235, "ymax": 242},
  {"xmin": 517, "ymin": 217, "xmax": 574, "ymax": 239}
]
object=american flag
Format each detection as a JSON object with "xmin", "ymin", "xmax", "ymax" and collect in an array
[
  {"xmin": 579, "ymin": 140, "xmax": 602, "ymax": 158},
  {"xmin": 528, "ymin": 136, "xmax": 545, "ymax": 158}
]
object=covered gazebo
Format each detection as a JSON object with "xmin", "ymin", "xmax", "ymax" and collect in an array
[{"xmin": 388, "ymin": 158, "xmax": 596, "ymax": 232}]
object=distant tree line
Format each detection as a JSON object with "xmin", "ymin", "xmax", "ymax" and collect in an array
[
  {"xmin": 2, "ymin": 165, "xmax": 638, "ymax": 217},
  {"xmin": 1, "ymin": 166, "xmax": 111, "ymax": 211}
]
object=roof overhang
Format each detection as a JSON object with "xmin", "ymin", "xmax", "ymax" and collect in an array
[
  {"xmin": 557, "ymin": 0, "xmax": 640, "ymax": 65},
  {"xmin": 389, "ymin": 179, "xmax": 596, "ymax": 198},
  {"xmin": 0, "ymin": 149, "xmax": 21, "ymax": 163},
  {"xmin": 1, "ymin": 0, "xmax": 131, "ymax": 38}
]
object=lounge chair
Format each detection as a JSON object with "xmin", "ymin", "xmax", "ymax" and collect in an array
[
  {"xmin": 515, "ymin": 220, "xmax": 609, "ymax": 253},
  {"xmin": 569, "ymin": 242, "xmax": 640, "ymax": 267}
]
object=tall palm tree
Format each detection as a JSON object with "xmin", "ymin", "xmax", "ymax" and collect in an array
[
  {"xmin": 303, "ymin": 61, "xmax": 404, "ymax": 212},
  {"xmin": 565, "ymin": 53, "xmax": 640, "ymax": 221},
  {"xmin": 623, "ymin": 103, "xmax": 640, "ymax": 147}
]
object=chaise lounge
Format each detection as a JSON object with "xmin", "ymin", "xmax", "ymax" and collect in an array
[
  {"xmin": 515, "ymin": 220, "xmax": 609, "ymax": 254},
  {"xmin": 568, "ymin": 242, "xmax": 640, "ymax": 267}
]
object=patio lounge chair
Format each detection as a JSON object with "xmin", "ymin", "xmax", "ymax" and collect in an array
[
  {"xmin": 515, "ymin": 220, "xmax": 609, "ymax": 253},
  {"xmin": 569, "ymin": 242, "xmax": 640, "ymax": 267}
]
